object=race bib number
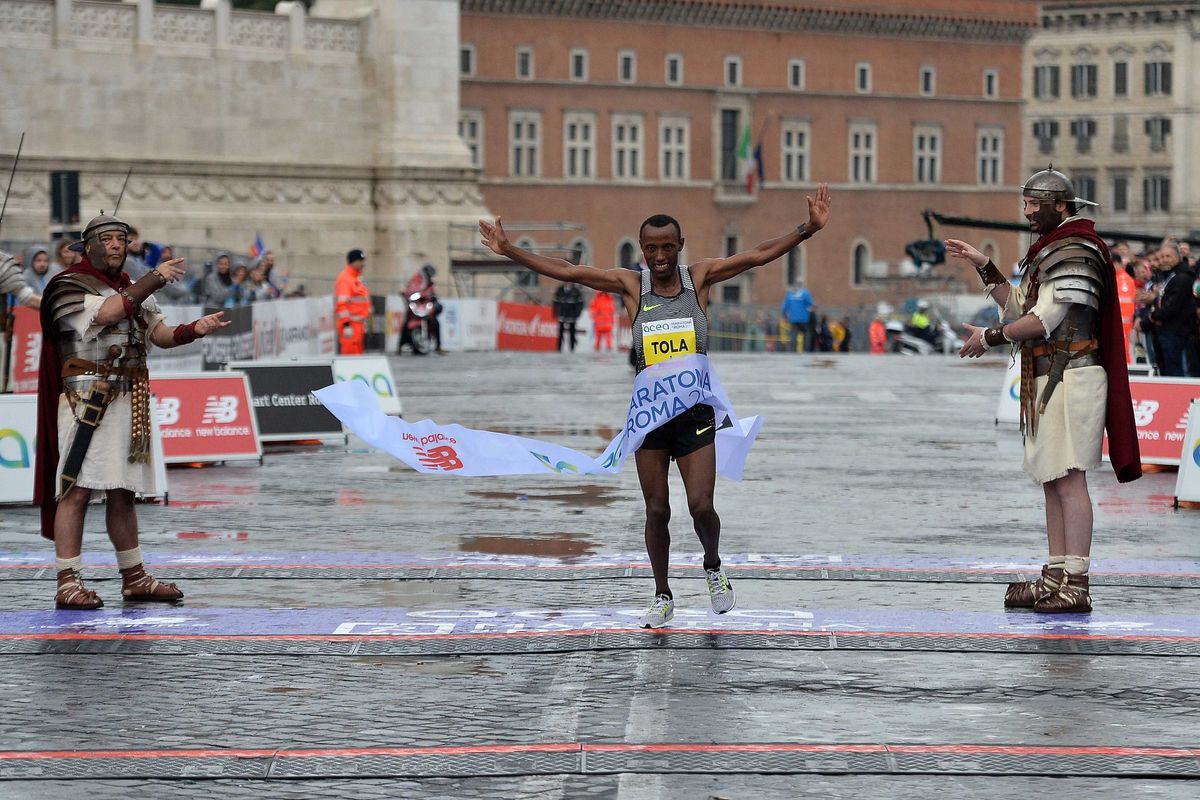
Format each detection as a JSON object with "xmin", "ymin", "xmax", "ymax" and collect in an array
[{"xmin": 641, "ymin": 318, "xmax": 696, "ymax": 366}]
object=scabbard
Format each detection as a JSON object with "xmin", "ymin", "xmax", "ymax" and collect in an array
[
  {"xmin": 58, "ymin": 388, "xmax": 112, "ymax": 497},
  {"xmin": 1036, "ymin": 349, "xmax": 1072, "ymax": 413}
]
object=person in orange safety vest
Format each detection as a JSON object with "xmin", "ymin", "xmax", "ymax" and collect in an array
[
  {"xmin": 335, "ymin": 249, "xmax": 371, "ymax": 355},
  {"xmin": 589, "ymin": 290, "xmax": 615, "ymax": 351}
]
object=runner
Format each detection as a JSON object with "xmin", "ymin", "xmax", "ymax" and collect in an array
[{"xmin": 479, "ymin": 184, "xmax": 831, "ymax": 627}]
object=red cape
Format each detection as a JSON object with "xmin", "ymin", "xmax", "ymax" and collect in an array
[
  {"xmin": 33, "ymin": 259, "xmax": 132, "ymax": 540},
  {"xmin": 1025, "ymin": 219, "xmax": 1142, "ymax": 483}
]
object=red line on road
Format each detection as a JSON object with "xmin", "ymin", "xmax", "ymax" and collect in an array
[
  {"xmin": 0, "ymin": 742, "xmax": 1193, "ymax": 763},
  {"xmin": 0, "ymin": 629, "xmax": 1196, "ymax": 643}
]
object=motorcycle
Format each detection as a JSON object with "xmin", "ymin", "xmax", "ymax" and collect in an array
[
  {"xmin": 885, "ymin": 319, "xmax": 963, "ymax": 355},
  {"xmin": 401, "ymin": 287, "xmax": 441, "ymax": 355}
]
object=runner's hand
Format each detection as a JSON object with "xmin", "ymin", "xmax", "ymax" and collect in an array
[
  {"xmin": 479, "ymin": 217, "xmax": 510, "ymax": 256},
  {"xmin": 805, "ymin": 183, "xmax": 831, "ymax": 232}
]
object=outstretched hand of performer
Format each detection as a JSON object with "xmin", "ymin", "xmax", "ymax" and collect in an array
[
  {"xmin": 193, "ymin": 311, "xmax": 231, "ymax": 336},
  {"xmin": 478, "ymin": 217, "xmax": 511, "ymax": 256},
  {"xmin": 944, "ymin": 239, "xmax": 988, "ymax": 268},
  {"xmin": 804, "ymin": 183, "xmax": 832, "ymax": 233},
  {"xmin": 959, "ymin": 323, "xmax": 986, "ymax": 358},
  {"xmin": 154, "ymin": 258, "xmax": 188, "ymax": 283}
]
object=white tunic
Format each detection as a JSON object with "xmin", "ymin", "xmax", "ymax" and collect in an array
[
  {"xmin": 54, "ymin": 292, "xmax": 165, "ymax": 497},
  {"xmin": 1000, "ymin": 258, "xmax": 1106, "ymax": 485}
]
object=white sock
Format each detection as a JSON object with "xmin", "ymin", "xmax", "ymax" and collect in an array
[
  {"xmin": 1048, "ymin": 555, "xmax": 1066, "ymax": 569},
  {"xmin": 1064, "ymin": 555, "xmax": 1090, "ymax": 575},
  {"xmin": 55, "ymin": 556, "xmax": 82, "ymax": 573},
  {"xmin": 115, "ymin": 547, "xmax": 143, "ymax": 571}
]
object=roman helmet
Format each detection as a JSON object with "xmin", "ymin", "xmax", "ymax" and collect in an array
[
  {"xmin": 68, "ymin": 213, "xmax": 131, "ymax": 253},
  {"xmin": 1021, "ymin": 165, "xmax": 1099, "ymax": 207}
]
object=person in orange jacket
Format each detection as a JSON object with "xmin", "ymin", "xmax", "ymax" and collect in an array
[
  {"xmin": 869, "ymin": 303, "xmax": 889, "ymax": 354},
  {"xmin": 335, "ymin": 249, "xmax": 371, "ymax": 354},
  {"xmin": 590, "ymin": 289, "xmax": 615, "ymax": 351}
]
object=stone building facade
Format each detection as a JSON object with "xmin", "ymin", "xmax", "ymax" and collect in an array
[
  {"xmin": 459, "ymin": 0, "xmax": 1037, "ymax": 311},
  {"xmin": 1026, "ymin": 1, "xmax": 1198, "ymax": 242},
  {"xmin": 0, "ymin": 0, "xmax": 488, "ymax": 293}
]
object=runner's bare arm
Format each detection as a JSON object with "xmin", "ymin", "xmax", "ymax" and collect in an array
[
  {"xmin": 693, "ymin": 183, "xmax": 830, "ymax": 287},
  {"xmin": 479, "ymin": 217, "xmax": 635, "ymax": 297}
]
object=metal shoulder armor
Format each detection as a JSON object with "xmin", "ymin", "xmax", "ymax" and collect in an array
[{"xmin": 1034, "ymin": 237, "xmax": 1106, "ymax": 311}]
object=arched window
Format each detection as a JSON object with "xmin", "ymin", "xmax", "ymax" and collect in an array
[
  {"xmin": 852, "ymin": 241, "xmax": 871, "ymax": 287},
  {"xmin": 569, "ymin": 237, "xmax": 590, "ymax": 265},
  {"xmin": 617, "ymin": 239, "xmax": 639, "ymax": 269}
]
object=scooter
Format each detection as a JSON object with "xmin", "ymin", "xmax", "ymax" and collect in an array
[
  {"xmin": 885, "ymin": 319, "xmax": 963, "ymax": 355},
  {"xmin": 402, "ymin": 288, "xmax": 440, "ymax": 355}
]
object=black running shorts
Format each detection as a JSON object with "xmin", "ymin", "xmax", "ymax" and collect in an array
[{"xmin": 639, "ymin": 404, "xmax": 717, "ymax": 459}]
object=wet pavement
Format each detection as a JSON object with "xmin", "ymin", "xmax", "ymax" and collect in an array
[{"xmin": 0, "ymin": 351, "xmax": 1197, "ymax": 798}]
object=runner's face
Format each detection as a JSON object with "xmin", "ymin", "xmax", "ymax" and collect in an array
[{"xmin": 639, "ymin": 225, "xmax": 682, "ymax": 277}]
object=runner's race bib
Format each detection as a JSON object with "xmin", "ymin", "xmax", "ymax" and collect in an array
[{"xmin": 642, "ymin": 317, "xmax": 696, "ymax": 366}]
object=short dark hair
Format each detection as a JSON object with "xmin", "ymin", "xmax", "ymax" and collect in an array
[{"xmin": 639, "ymin": 214, "xmax": 682, "ymax": 241}]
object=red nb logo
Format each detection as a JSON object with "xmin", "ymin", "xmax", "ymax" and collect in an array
[{"xmin": 416, "ymin": 444, "xmax": 464, "ymax": 471}]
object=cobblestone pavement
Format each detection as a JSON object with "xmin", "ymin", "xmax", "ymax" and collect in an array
[{"xmin": 0, "ymin": 352, "xmax": 1196, "ymax": 798}]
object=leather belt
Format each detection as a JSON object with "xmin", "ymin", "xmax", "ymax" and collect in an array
[
  {"xmin": 62, "ymin": 357, "xmax": 147, "ymax": 380},
  {"xmin": 1028, "ymin": 338, "xmax": 1101, "ymax": 378}
]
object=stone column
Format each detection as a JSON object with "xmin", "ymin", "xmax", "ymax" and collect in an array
[
  {"xmin": 54, "ymin": 0, "xmax": 72, "ymax": 41},
  {"xmin": 276, "ymin": 1, "xmax": 306, "ymax": 54},
  {"xmin": 127, "ymin": 0, "xmax": 152, "ymax": 45},
  {"xmin": 200, "ymin": 0, "xmax": 231, "ymax": 49}
]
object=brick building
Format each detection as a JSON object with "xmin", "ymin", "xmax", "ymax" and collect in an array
[{"xmin": 459, "ymin": 0, "xmax": 1038, "ymax": 315}]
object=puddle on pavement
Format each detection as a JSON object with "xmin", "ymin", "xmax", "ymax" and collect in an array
[
  {"xmin": 461, "ymin": 533, "xmax": 596, "ymax": 558},
  {"xmin": 174, "ymin": 530, "xmax": 250, "ymax": 541},
  {"xmin": 809, "ymin": 358, "xmax": 839, "ymax": 369},
  {"xmin": 467, "ymin": 484, "xmax": 621, "ymax": 508}
]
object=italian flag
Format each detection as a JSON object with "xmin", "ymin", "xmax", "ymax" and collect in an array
[{"xmin": 737, "ymin": 123, "xmax": 753, "ymax": 191}]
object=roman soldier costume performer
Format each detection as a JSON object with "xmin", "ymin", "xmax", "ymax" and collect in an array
[
  {"xmin": 948, "ymin": 167, "xmax": 1141, "ymax": 613},
  {"xmin": 1, "ymin": 249, "xmax": 40, "ymax": 308},
  {"xmin": 33, "ymin": 213, "xmax": 229, "ymax": 609}
]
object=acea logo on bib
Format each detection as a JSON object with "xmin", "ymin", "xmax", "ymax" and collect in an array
[{"xmin": 0, "ymin": 429, "xmax": 31, "ymax": 469}]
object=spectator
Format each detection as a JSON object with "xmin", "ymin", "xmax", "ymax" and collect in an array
[
  {"xmin": 255, "ymin": 249, "xmax": 291, "ymax": 297},
  {"xmin": 202, "ymin": 252, "xmax": 235, "ymax": 308},
  {"xmin": 50, "ymin": 237, "xmax": 79, "ymax": 272},
  {"xmin": 247, "ymin": 263, "xmax": 279, "ymax": 301},
  {"xmin": 590, "ymin": 290, "xmax": 615, "ymax": 351},
  {"xmin": 552, "ymin": 281, "xmax": 584, "ymax": 352},
  {"xmin": 21, "ymin": 244, "xmax": 58, "ymax": 293},
  {"xmin": 123, "ymin": 226, "xmax": 150, "ymax": 280},
  {"xmin": 150, "ymin": 243, "xmax": 193, "ymax": 305},
  {"xmin": 225, "ymin": 263, "xmax": 252, "ymax": 307},
  {"xmin": 780, "ymin": 281, "xmax": 814, "ymax": 353},
  {"xmin": 1148, "ymin": 242, "xmax": 1198, "ymax": 377}
]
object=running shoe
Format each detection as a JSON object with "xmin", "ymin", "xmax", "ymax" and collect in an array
[
  {"xmin": 639, "ymin": 594, "xmax": 675, "ymax": 629},
  {"xmin": 705, "ymin": 566, "xmax": 736, "ymax": 614}
]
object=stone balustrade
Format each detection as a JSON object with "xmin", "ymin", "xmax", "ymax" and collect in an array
[{"xmin": 0, "ymin": 0, "xmax": 363, "ymax": 56}]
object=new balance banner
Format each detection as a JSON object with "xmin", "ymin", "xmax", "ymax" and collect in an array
[
  {"xmin": 315, "ymin": 354, "xmax": 763, "ymax": 479},
  {"xmin": 1105, "ymin": 377, "xmax": 1200, "ymax": 466},
  {"xmin": 149, "ymin": 372, "xmax": 261, "ymax": 464},
  {"xmin": 227, "ymin": 360, "xmax": 344, "ymax": 442}
]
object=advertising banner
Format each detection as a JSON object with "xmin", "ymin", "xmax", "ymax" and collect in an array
[
  {"xmin": 0, "ymin": 394, "xmax": 38, "ymax": 503},
  {"xmin": 146, "ymin": 304, "xmax": 205, "ymax": 374},
  {"xmin": 202, "ymin": 304, "xmax": 255, "ymax": 369},
  {"xmin": 1174, "ymin": 399, "xmax": 1200, "ymax": 506},
  {"xmin": 441, "ymin": 298, "xmax": 498, "ymax": 352},
  {"xmin": 150, "ymin": 372, "xmax": 261, "ymax": 464},
  {"xmin": 496, "ymin": 301, "xmax": 557, "ymax": 351},
  {"xmin": 333, "ymin": 355, "xmax": 402, "ymax": 416},
  {"xmin": 994, "ymin": 357, "xmax": 1020, "ymax": 425},
  {"xmin": 1105, "ymin": 377, "xmax": 1200, "ymax": 466},
  {"xmin": 7, "ymin": 306, "xmax": 40, "ymax": 394},
  {"xmin": 252, "ymin": 297, "xmax": 336, "ymax": 361},
  {"xmin": 226, "ymin": 360, "xmax": 343, "ymax": 442}
]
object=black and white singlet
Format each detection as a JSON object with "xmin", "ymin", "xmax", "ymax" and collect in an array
[{"xmin": 631, "ymin": 265, "xmax": 709, "ymax": 373}]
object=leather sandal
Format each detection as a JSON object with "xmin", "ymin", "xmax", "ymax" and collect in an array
[
  {"xmin": 120, "ymin": 563, "xmax": 184, "ymax": 602},
  {"xmin": 55, "ymin": 568, "xmax": 104, "ymax": 610},
  {"xmin": 1004, "ymin": 565, "xmax": 1063, "ymax": 608}
]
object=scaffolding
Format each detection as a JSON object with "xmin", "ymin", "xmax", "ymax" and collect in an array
[{"xmin": 447, "ymin": 221, "xmax": 586, "ymax": 302}]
